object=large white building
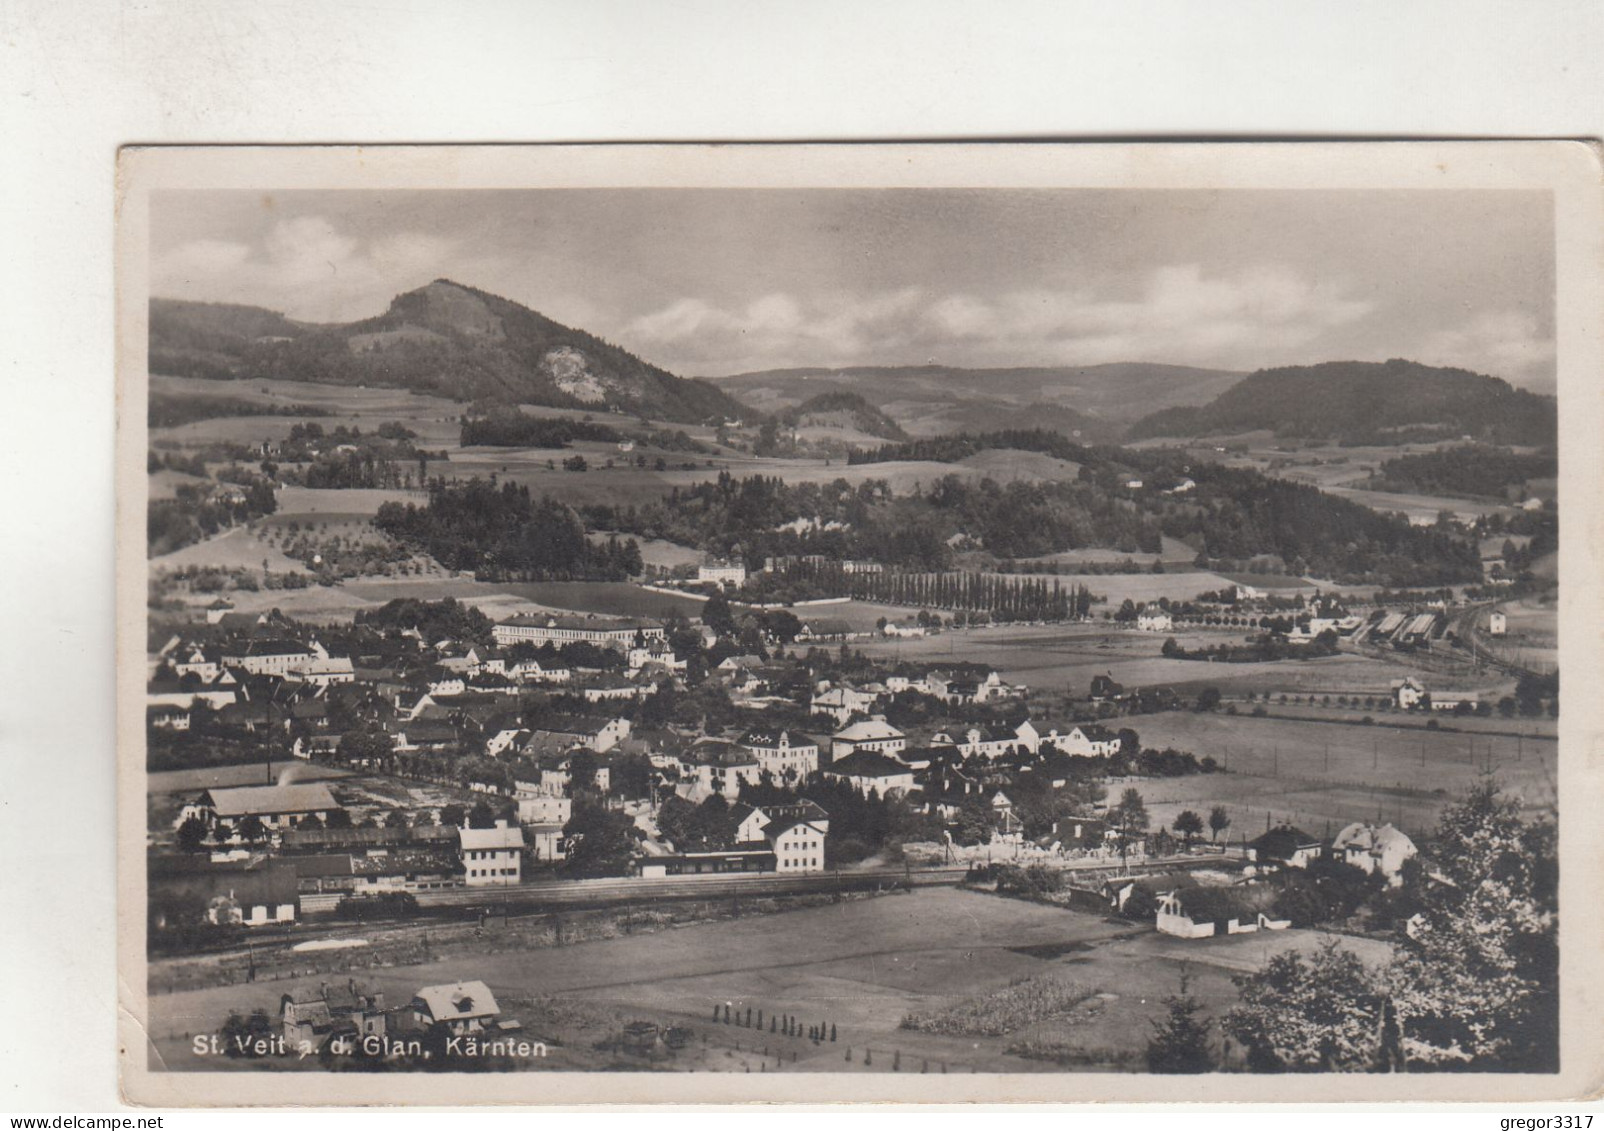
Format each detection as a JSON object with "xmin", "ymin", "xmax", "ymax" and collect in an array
[
  {"xmin": 697, "ymin": 560, "xmax": 747, "ymax": 588},
  {"xmin": 459, "ymin": 824, "xmax": 525, "ymax": 886},
  {"xmin": 739, "ymin": 729, "xmax": 820, "ymax": 782},
  {"xmin": 493, "ymin": 614, "xmax": 664, "ymax": 649}
]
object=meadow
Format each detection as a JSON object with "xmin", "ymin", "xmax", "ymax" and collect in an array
[{"xmin": 1116, "ymin": 709, "xmax": 1558, "ymax": 840}]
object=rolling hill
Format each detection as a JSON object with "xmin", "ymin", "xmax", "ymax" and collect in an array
[
  {"xmin": 706, "ymin": 362, "xmax": 1244, "ymax": 438},
  {"xmin": 1127, "ymin": 359, "xmax": 1558, "ymax": 446},
  {"xmin": 148, "ymin": 281, "xmax": 749, "ymax": 425},
  {"xmin": 779, "ymin": 390, "xmax": 907, "ymax": 441}
]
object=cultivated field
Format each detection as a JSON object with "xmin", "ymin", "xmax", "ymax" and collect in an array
[
  {"xmin": 1117, "ymin": 710, "xmax": 1558, "ymax": 840},
  {"xmin": 143, "ymin": 887, "xmax": 1394, "ymax": 1074}
]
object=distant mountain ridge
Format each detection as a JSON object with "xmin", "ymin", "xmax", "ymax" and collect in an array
[
  {"xmin": 1127, "ymin": 359, "xmax": 1558, "ymax": 446},
  {"xmin": 149, "ymin": 281, "xmax": 748, "ymax": 425},
  {"xmin": 706, "ymin": 362, "xmax": 1244, "ymax": 438}
]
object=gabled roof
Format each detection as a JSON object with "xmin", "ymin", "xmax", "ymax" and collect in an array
[
  {"xmin": 825, "ymin": 750, "xmax": 912, "ymax": 779},
  {"xmin": 413, "ymin": 980, "xmax": 499, "ymax": 1023},
  {"xmin": 832, "ymin": 719, "xmax": 904, "ymax": 743},
  {"xmin": 1251, "ymin": 825, "xmax": 1324, "ymax": 857},
  {"xmin": 458, "ymin": 825, "xmax": 525, "ymax": 851},
  {"xmin": 201, "ymin": 782, "xmax": 338, "ymax": 818}
]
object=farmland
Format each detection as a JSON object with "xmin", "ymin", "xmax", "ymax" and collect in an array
[
  {"xmin": 142, "ymin": 887, "xmax": 1394, "ymax": 1074},
  {"xmin": 1114, "ymin": 710, "xmax": 1557, "ymax": 839}
]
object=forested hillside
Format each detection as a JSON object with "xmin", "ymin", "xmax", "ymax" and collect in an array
[
  {"xmin": 1128, "ymin": 359, "xmax": 1556, "ymax": 445},
  {"xmin": 149, "ymin": 281, "xmax": 750, "ymax": 424}
]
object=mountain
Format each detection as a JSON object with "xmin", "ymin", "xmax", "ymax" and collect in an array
[
  {"xmin": 706, "ymin": 362, "xmax": 1244, "ymax": 438},
  {"xmin": 148, "ymin": 281, "xmax": 749, "ymax": 425},
  {"xmin": 1126, "ymin": 359, "xmax": 1558, "ymax": 446},
  {"xmin": 780, "ymin": 390, "xmax": 907, "ymax": 441}
]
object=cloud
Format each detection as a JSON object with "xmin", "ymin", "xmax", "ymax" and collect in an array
[
  {"xmin": 1414, "ymin": 310, "xmax": 1557, "ymax": 390},
  {"xmin": 622, "ymin": 265, "xmax": 1375, "ymax": 374},
  {"xmin": 152, "ymin": 217, "xmax": 458, "ymax": 322}
]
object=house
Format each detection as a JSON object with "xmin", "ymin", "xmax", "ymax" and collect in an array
[
  {"xmin": 411, "ymin": 981, "xmax": 501, "ymax": 1036},
  {"xmin": 796, "ymin": 619, "xmax": 855, "ymax": 643},
  {"xmin": 1053, "ymin": 815, "xmax": 1113, "ymax": 850},
  {"xmin": 147, "ymin": 703, "xmax": 190, "ymax": 731},
  {"xmin": 281, "ymin": 981, "xmax": 389, "ymax": 1048},
  {"xmin": 221, "ymin": 639, "xmax": 316, "ymax": 677},
  {"xmin": 829, "ymin": 717, "xmax": 906, "ymax": 761},
  {"xmin": 822, "ymin": 750, "xmax": 915, "ymax": 797},
  {"xmin": 1124, "ymin": 478, "xmax": 1144, "ymax": 490},
  {"xmin": 458, "ymin": 823, "xmax": 524, "ymax": 886},
  {"xmin": 1043, "ymin": 724, "xmax": 1121, "ymax": 758},
  {"xmin": 1136, "ymin": 609, "xmax": 1174, "ymax": 632},
  {"xmin": 506, "ymin": 658, "xmax": 572, "ymax": 685},
  {"xmin": 882, "ymin": 621, "xmax": 927, "ymax": 638},
  {"xmin": 764, "ymin": 814, "xmax": 828, "ymax": 872},
  {"xmin": 738, "ymin": 729, "xmax": 820, "ymax": 782},
  {"xmin": 1331, "ymin": 822, "xmax": 1417, "ymax": 886},
  {"xmin": 204, "ymin": 598, "xmax": 236, "ymax": 625},
  {"xmin": 296, "ymin": 655, "xmax": 355, "ymax": 687},
  {"xmin": 1488, "ymin": 611, "xmax": 1508, "ymax": 636},
  {"xmin": 492, "ymin": 614, "xmax": 664, "ymax": 649},
  {"xmin": 936, "ymin": 720, "xmax": 1039, "ymax": 760},
  {"xmin": 697, "ymin": 559, "xmax": 747, "ymax": 588},
  {"xmin": 180, "ymin": 782, "xmax": 341, "ymax": 833},
  {"xmin": 1089, "ymin": 673, "xmax": 1124, "ymax": 702},
  {"xmin": 524, "ymin": 714, "xmax": 631, "ymax": 754},
  {"xmin": 579, "ymin": 672, "xmax": 649, "ymax": 703},
  {"xmin": 1429, "ymin": 692, "xmax": 1479, "ymax": 712},
  {"xmin": 513, "ymin": 790, "xmax": 571, "ymax": 827},
  {"xmin": 810, "ymin": 684, "xmax": 879, "ymax": 726},
  {"xmin": 1156, "ymin": 888, "xmax": 1286, "ymax": 939},
  {"xmin": 627, "ymin": 639, "xmax": 685, "ymax": 672},
  {"xmin": 1249, "ymin": 824, "xmax": 1325, "ymax": 869},
  {"xmin": 1391, "ymin": 677, "xmax": 1425, "ymax": 710},
  {"xmin": 1234, "ymin": 583, "xmax": 1263, "ymax": 601},
  {"xmin": 685, "ymin": 740, "xmax": 764, "ymax": 799}
]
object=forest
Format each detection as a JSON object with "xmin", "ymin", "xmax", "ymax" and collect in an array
[
  {"xmin": 1364, "ymin": 444, "xmax": 1556, "ymax": 500},
  {"xmin": 373, "ymin": 479, "xmax": 644, "ymax": 580}
]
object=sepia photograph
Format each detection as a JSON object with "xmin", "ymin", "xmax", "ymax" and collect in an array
[{"xmin": 114, "ymin": 142, "xmax": 1602, "ymax": 1105}]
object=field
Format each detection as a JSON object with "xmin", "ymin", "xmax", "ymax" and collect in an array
[
  {"xmin": 493, "ymin": 581, "xmax": 709, "ymax": 619},
  {"xmin": 147, "ymin": 760, "xmax": 351, "ymax": 796},
  {"xmin": 856, "ymin": 621, "xmax": 1427, "ymax": 701},
  {"xmin": 1115, "ymin": 710, "xmax": 1558, "ymax": 840},
  {"xmin": 143, "ymin": 887, "xmax": 1394, "ymax": 1074}
]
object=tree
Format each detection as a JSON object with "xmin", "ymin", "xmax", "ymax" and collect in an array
[
  {"xmin": 702, "ymin": 590, "xmax": 737, "ymax": 637},
  {"xmin": 1224, "ymin": 938, "xmax": 1386, "ymax": 1072},
  {"xmin": 467, "ymin": 800, "xmax": 499, "ymax": 829},
  {"xmin": 439, "ymin": 803, "xmax": 465, "ymax": 829},
  {"xmin": 1172, "ymin": 809, "xmax": 1204, "ymax": 848},
  {"xmin": 237, "ymin": 815, "xmax": 268, "ymax": 844},
  {"xmin": 175, "ymin": 816, "xmax": 208, "ymax": 853},
  {"xmin": 1147, "ymin": 969, "xmax": 1215, "ymax": 1073},
  {"xmin": 1208, "ymin": 805, "xmax": 1232, "ymax": 844},
  {"xmin": 1385, "ymin": 780, "xmax": 1557, "ymax": 1071},
  {"xmin": 323, "ymin": 808, "xmax": 352, "ymax": 830},
  {"xmin": 563, "ymin": 802, "xmax": 637, "ymax": 877},
  {"xmin": 1112, "ymin": 787, "xmax": 1149, "ymax": 860},
  {"xmin": 1195, "ymin": 686, "xmax": 1222, "ymax": 713},
  {"xmin": 336, "ymin": 724, "xmax": 393, "ymax": 768}
]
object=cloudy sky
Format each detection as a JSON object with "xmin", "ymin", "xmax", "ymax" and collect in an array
[{"xmin": 150, "ymin": 188, "xmax": 1556, "ymax": 390}]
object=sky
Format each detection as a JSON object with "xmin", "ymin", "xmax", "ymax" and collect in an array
[{"xmin": 150, "ymin": 188, "xmax": 1557, "ymax": 390}]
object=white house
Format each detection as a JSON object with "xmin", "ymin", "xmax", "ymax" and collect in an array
[
  {"xmin": 1488, "ymin": 611, "xmax": 1508, "ymax": 636},
  {"xmin": 1391, "ymin": 677, "xmax": 1425, "ymax": 710},
  {"xmin": 179, "ymin": 782, "xmax": 341, "ymax": 833},
  {"xmin": 1043, "ymin": 724, "xmax": 1121, "ymax": 758},
  {"xmin": 1331, "ymin": 822, "xmax": 1417, "ymax": 886},
  {"xmin": 1136, "ymin": 609, "xmax": 1174, "ymax": 632},
  {"xmin": 459, "ymin": 823, "xmax": 524, "ymax": 886},
  {"xmin": 936, "ymin": 720, "xmax": 1039, "ymax": 760},
  {"xmin": 411, "ymin": 981, "xmax": 501, "ymax": 1036},
  {"xmin": 823, "ymin": 750, "xmax": 915, "ymax": 797},
  {"xmin": 738, "ymin": 729, "xmax": 820, "ymax": 782},
  {"xmin": 809, "ymin": 683, "xmax": 879, "ymax": 725},
  {"xmin": 829, "ymin": 717, "xmax": 906, "ymax": 761},
  {"xmin": 697, "ymin": 560, "xmax": 747, "ymax": 588}
]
